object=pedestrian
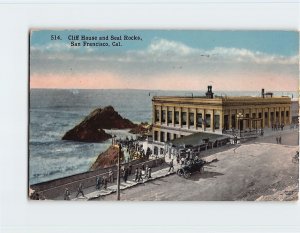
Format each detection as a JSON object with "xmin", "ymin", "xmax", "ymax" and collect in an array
[
  {"xmin": 168, "ymin": 159, "xmax": 174, "ymax": 173},
  {"xmin": 128, "ymin": 164, "xmax": 132, "ymax": 175},
  {"xmin": 103, "ymin": 176, "xmax": 108, "ymax": 190},
  {"xmin": 108, "ymin": 169, "xmax": 114, "ymax": 183},
  {"xmin": 96, "ymin": 176, "xmax": 101, "ymax": 190},
  {"xmin": 144, "ymin": 166, "xmax": 149, "ymax": 179},
  {"xmin": 148, "ymin": 167, "xmax": 152, "ymax": 179},
  {"xmin": 123, "ymin": 167, "xmax": 128, "ymax": 183},
  {"xmin": 138, "ymin": 168, "xmax": 143, "ymax": 182},
  {"xmin": 134, "ymin": 167, "xmax": 139, "ymax": 181},
  {"xmin": 276, "ymin": 136, "xmax": 279, "ymax": 144},
  {"xmin": 176, "ymin": 155, "xmax": 180, "ymax": 164},
  {"xmin": 279, "ymin": 136, "xmax": 282, "ymax": 144},
  {"xmin": 75, "ymin": 183, "xmax": 85, "ymax": 198},
  {"xmin": 64, "ymin": 187, "xmax": 70, "ymax": 200}
]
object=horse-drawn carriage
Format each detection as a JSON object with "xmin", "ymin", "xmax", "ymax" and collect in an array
[{"xmin": 176, "ymin": 159, "xmax": 206, "ymax": 179}]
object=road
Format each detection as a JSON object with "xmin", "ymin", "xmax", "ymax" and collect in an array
[{"xmin": 99, "ymin": 130, "xmax": 299, "ymax": 201}]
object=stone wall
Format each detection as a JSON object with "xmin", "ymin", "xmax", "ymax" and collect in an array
[{"xmin": 30, "ymin": 158, "xmax": 164, "ymax": 199}]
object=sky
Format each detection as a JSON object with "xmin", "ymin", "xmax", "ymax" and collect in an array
[{"xmin": 30, "ymin": 30, "xmax": 299, "ymax": 91}]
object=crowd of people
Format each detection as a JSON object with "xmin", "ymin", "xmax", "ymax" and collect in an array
[
  {"xmin": 117, "ymin": 136, "xmax": 152, "ymax": 161},
  {"xmin": 63, "ymin": 162, "xmax": 155, "ymax": 200},
  {"xmin": 271, "ymin": 123, "xmax": 285, "ymax": 131}
]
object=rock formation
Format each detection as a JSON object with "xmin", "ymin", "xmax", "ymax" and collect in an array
[
  {"xmin": 90, "ymin": 145, "xmax": 124, "ymax": 170},
  {"xmin": 62, "ymin": 106, "xmax": 136, "ymax": 142}
]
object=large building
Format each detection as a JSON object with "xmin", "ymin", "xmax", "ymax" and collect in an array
[{"xmin": 152, "ymin": 86, "xmax": 292, "ymax": 152}]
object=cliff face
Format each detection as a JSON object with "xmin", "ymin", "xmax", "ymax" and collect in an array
[
  {"xmin": 62, "ymin": 106, "xmax": 136, "ymax": 142},
  {"xmin": 90, "ymin": 145, "xmax": 124, "ymax": 170}
]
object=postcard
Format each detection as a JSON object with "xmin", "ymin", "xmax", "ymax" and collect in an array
[{"xmin": 29, "ymin": 30, "xmax": 299, "ymax": 201}]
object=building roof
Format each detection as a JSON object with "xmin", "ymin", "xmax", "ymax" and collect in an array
[{"xmin": 168, "ymin": 132, "xmax": 229, "ymax": 147}]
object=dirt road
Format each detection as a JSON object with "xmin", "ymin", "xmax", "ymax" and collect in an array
[{"xmin": 101, "ymin": 130, "xmax": 299, "ymax": 201}]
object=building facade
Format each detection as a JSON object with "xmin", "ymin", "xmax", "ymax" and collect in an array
[{"xmin": 152, "ymin": 87, "xmax": 292, "ymax": 149}]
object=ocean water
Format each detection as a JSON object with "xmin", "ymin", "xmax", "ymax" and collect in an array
[{"xmin": 29, "ymin": 89, "xmax": 297, "ymax": 184}]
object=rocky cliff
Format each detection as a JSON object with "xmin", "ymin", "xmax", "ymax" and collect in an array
[{"xmin": 62, "ymin": 106, "xmax": 136, "ymax": 142}]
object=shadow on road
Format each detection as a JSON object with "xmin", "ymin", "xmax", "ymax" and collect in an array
[{"xmin": 189, "ymin": 171, "xmax": 224, "ymax": 181}]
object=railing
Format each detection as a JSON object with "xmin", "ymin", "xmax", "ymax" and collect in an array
[{"xmin": 223, "ymin": 129, "xmax": 261, "ymax": 138}]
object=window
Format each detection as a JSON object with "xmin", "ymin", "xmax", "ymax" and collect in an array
[
  {"xmin": 214, "ymin": 115, "xmax": 220, "ymax": 129},
  {"xmin": 155, "ymin": 110, "xmax": 160, "ymax": 122},
  {"xmin": 167, "ymin": 111, "xmax": 172, "ymax": 124},
  {"xmin": 162, "ymin": 110, "xmax": 166, "ymax": 123},
  {"xmin": 189, "ymin": 112, "xmax": 194, "ymax": 126},
  {"xmin": 154, "ymin": 146, "xmax": 158, "ymax": 155},
  {"xmin": 175, "ymin": 111, "xmax": 179, "ymax": 124},
  {"xmin": 166, "ymin": 133, "xmax": 170, "ymax": 141},
  {"xmin": 154, "ymin": 131, "xmax": 158, "ymax": 141},
  {"xmin": 182, "ymin": 112, "xmax": 187, "ymax": 125},
  {"xmin": 197, "ymin": 113, "xmax": 202, "ymax": 127},
  {"xmin": 205, "ymin": 114, "xmax": 211, "ymax": 128},
  {"xmin": 231, "ymin": 114, "xmax": 236, "ymax": 128},
  {"xmin": 160, "ymin": 131, "xmax": 165, "ymax": 142}
]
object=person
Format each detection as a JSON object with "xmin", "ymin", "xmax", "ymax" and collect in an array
[
  {"xmin": 134, "ymin": 167, "xmax": 139, "ymax": 181},
  {"xmin": 64, "ymin": 188, "xmax": 70, "ymax": 200},
  {"xmin": 176, "ymin": 155, "xmax": 180, "ymax": 164},
  {"xmin": 276, "ymin": 136, "xmax": 279, "ymax": 144},
  {"xmin": 108, "ymin": 169, "xmax": 114, "ymax": 183},
  {"xmin": 123, "ymin": 167, "xmax": 128, "ymax": 183},
  {"xmin": 75, "ymin": 183, "xmax": 85, "ymax": 198},
  {"xmin": 128, "ymin": 164, "xmax": 132, "ymax": 175},
  {"xmin": 96, "ymin": 176, "xmax": 101, "ymax": 190},
  {"xmin": 103, "ymin": 176, "xmax": 108, "ymax": 190},
  {"xmin": 148, "ymin": 167, "xmax": 152, "ymax": 179},
  {"xmin": 144, "ymin": 165, "xmax": 149, "ymax": 179},
  {"xmin": 279, "ymin": 136, "xmax": 282, "ymax": 144},
  {"xmin": 138, "ymin": 168, "xmax": 143, "ymax": 182},
  {"xmin": 168, "ymin": 159, "xmax": 174, "ymax": 172}
]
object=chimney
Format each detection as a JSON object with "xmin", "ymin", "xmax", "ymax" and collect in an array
[
  {"xmin": 261, "ymin": 88, "xmax": 265, "ymax": 98},
  {"xmin": 206, "ymin": 85, "xmax": 214, "ymax": 99}
]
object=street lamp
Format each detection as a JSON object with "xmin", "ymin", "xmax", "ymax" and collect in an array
[
  {"xmin": 237, "ymin": 112, "xmax": 244, "ymax": 137},
  {"xmin": 117, "ymin": 143, "xmax": 122, "ymax": 201}
]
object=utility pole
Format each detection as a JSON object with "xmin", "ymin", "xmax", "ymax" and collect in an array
[{"xmin": 117, "ymin": 143, "xmax": 122, "ymax": 201}]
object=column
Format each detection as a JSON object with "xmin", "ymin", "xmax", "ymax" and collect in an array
[
  {"xmin": 220, "ymin": 112, "xmax": 223, "ymax": 131},
  {"xmin": 152, "ymin": 104, "xmax": 156, "ymax": 125},
  {"xmin": 289, "ymin": 107, "xmax": 292, "ymax": 124},
  {"xmin": 187, "ymin": 108, "xmax": 190, "ymax": 129},
  {"xmin": 211, "ymin": 109, "xmax": 215, "ymax": 132},
  {"xmin": 279, "ymin": 107, "xmax": 282, "ymax": 124},
  {"xmin": 159, "ymin": 106, "xmax": 162, "ymax": 125},
  {"xmin": 179, "ymin": 107, "xmax": 182, "ymax": 127},
  {"xmin": 194, "ymin": 108, "xmax": 197, "ymax": 130},
  {"xmin": 283, "ymin": 107, "xmax": 286, "ymax": 125},
  {"xmin": 203, "ymin": 109, "xmax": 206, "ymax": 131},
  {"xmin": 268, "ymin": 108, "xmax": 271, "ymax": 128},
  {"xmin": 262, "ymin": 108, "xmax": 265, "ymax": 128},
  {"xmin": 229, "ymin": 109, "xmax": 232, "ymax": 129},
  {"xmin": 172, "ymin": 107, "xmax": 175, "ymax": 127}
]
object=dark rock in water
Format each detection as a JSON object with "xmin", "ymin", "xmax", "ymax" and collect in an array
[
  {"xmin": 62, "ymin": 106, "xmax": 136, "ymax": 142},
  {"xmin": 62, "ymin": 126, "xmax": 111, "ymax": 143}
]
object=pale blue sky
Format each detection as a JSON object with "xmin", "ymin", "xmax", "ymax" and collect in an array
[{"xmin": 30, "ymin": 30, "xmax": 299, "ymax": 91}]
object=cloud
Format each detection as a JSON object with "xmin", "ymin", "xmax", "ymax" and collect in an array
[{"xmin": 30, "ymin": 38, "xmax": 298, "ymax": 90}]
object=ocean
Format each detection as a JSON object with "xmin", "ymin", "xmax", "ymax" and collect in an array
[{"xmin": 29, "ymin": 89, "xmax": 297, "ymax": 184}]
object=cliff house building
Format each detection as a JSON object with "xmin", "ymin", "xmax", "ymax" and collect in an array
[{"xmin": 152, "ymin": 86, "xmax": 292, "ymax": 154}]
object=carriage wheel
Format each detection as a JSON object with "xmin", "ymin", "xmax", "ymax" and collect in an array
[
  {"xmin": 183, "ymin": 171, "xmax": 191, "ymax": 179},
  {"xmin": 177, "ymin": 169, "xmax": 183, "ymax": 176}
]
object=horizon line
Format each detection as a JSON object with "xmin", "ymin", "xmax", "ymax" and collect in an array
[{"xmin": 29, "ymin": 87, "xmax": 299, "ymax": 93}]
